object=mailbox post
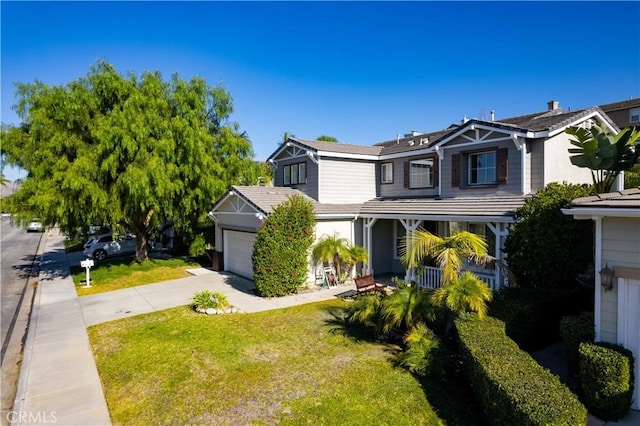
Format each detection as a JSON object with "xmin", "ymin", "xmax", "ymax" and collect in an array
[{"xmin": 80, "ymin": 258, "xmax": 94, "ymax": 288}]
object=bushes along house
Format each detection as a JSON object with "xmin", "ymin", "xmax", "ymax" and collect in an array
[{"xmin": 455, "ymin": 315, "xmax": 587, "ymax": 425}]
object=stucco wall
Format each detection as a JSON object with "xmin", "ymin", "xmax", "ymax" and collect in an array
[{"xmin": 542, "ymin": 131, "xmax": 593, "ymax": 186}]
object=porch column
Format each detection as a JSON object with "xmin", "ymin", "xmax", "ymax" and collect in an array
[
  {"xmin": 400, "ymin": 219, "xmax": 422, "ymax": 282},
  {"xmin": 363, "ymin": 218, "xmax": 377, "ymax": 275},
  {"xmin": 487, "ymin": 222, "xmax": 509, "ymax": 289}
]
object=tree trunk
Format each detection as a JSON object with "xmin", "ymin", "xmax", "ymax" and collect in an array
[{"xmin": 135, "ymin": 231, "xmax": 148, "ymax": 263}]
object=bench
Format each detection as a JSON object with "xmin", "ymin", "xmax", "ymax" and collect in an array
[{"xmin": 354, "ymin": 274, "xmax": 387, "ymax": 295}]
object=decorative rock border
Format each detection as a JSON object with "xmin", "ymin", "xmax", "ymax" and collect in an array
[{"xmin": 194, "ymin": 306, "xmax": 244, "ymax": 315}]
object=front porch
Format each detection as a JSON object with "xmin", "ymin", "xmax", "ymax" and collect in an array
[
  {"xmin": 360, "ymin": 215, "xmax": 513, "ymax": 291},
  {"xmin": 414, "ymin": 265, "xmax": 501, "ymax": 291}
]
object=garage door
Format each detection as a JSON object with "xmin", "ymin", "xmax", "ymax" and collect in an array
[
  {"xmin": 224, "ymin": 230, "xmax": 256, "ymax": 280},
  {"xmin": 618, "ymin": 278, "xmax": 640, "ymax": 410}
]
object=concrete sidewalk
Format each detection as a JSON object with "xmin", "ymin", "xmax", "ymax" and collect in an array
[
  {"xmin": 12, "ymin": 230, "xmax": 353, "ymax": 425},
  {"xmin": 11, "ymin": 232, "xmax": 111, "ymax": 425}
]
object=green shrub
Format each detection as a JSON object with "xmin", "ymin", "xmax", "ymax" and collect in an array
[
  {"xmin": 503, "ymin": 182, "xmax": 593, "ymax": 289},
  {"xmin": 490, "ymin": 287, "xmax": 591, "ymax": 350},
  {"xmin": 397, "ymin": 322, "xmax": 443, "ymax": 378},
  {"xmin": 559, "ymin": 314, "xmax": 594, "ymax": 377},
  {"xmin": 455, "ymin": 315, "xmax": 587, "ymax": 425},
  {"xmin": 191, "ymin": 289, "xmax": 230, "ymax": 311},
  {"xmin": 579, "ymin": 342, "xmax": 635, "ymax": 421},
  {"xmin": 252, "ymin": 195, "xmax": 316, "ymax": 297}
]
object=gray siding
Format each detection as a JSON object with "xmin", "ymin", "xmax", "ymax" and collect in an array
[
  {"xmin": 600, "ymin": 217, "xmax": 640, "ymax": 343},
  {"xmin": 371, "ymin": 220, "xmax": 395, "ymax": 275},
  {"xmin": 378, "ymin": 155, "xmax": 439, "ymax": 198},
  {"xmin": 441, "ymin": 139, "xmax": 523, "ymax": 198},
  {"xmin": 274, "ymin": 158, "xmax": 319, "ymax": 201},
  {"xmin": 318, "ymin": 158, "xmax": 377, "ymax": 203},
  {"xmin": 529, "ymin": 138, "xmax": 545, "ymax": 192}
]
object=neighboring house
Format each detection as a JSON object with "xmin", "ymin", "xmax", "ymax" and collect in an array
[
  {"xmin": 599, "ymin": 98, "xmax": 640, "ymax": 129},
  {"xmin": 210, "ymin": 101, "xmax": 619, "ymax": 289},
  {"xmin": 563, "ymin": 188, "xmax": 640, "ymax": 410}
]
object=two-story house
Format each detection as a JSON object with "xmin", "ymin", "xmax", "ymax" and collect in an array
[{"xmin": 210, "ymin": 101, "xmax": 619, "ymax": 289}]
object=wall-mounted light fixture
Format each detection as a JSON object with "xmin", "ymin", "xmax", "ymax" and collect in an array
[{"xmin": 600, "ymin": 263, "xmax": 615, "ymax": 291}]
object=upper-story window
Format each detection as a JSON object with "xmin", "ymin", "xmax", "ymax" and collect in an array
[
  {"xmin": 452, "ymin": 147, "xmax": 507, "ymax": 188},
  {"xmin": 630, "ymin": 108, "xmax": 640, "ymax": 123},
  {"xmin": 468, "ymin": 151, "xmax": 496, "ymax": 185},
  {"xmin": 409, "ymin": 158, "xmax": 434, "ymax": 188},
  {"xmin": 283, "ymin": 162, "xmax": 307, "ymax": 186},
  {"xmin": 381, "ymin": 162, "xmax": 393, "ymax": 184}
]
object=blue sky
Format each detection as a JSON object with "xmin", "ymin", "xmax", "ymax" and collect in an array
[{"xmin": 2, "ymin": 1, "xmax": 639, "ymax": 181}]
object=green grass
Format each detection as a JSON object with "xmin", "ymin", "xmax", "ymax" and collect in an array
[
  {"xmin": 88, "ymin": 300, "xmax": 483, "ymax": 425},
  {"xmin": 71, "ymin": 257, "xmax": 201, "ymax": 296},
  {"xmin": 64, "ymin": 237, "xmax": 85, "ymax": 252}
]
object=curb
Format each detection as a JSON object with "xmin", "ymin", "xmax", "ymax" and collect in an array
[{"xmin": 9, "ymin": 231, "xmax": 49, "ymax": 425}]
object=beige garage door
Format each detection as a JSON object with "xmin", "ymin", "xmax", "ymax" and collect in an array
[{"xmin": 223, "ymin": 230, "xmax": 256, "ymax": 280}]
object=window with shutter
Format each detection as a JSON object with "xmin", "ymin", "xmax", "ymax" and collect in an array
[
  {"xmin": 496, "ymin": 148, "xmax": 508, "ymax": 185},
  {"xmin": 452, "ymin": 154, "xmax": 460, "ymax": 187}
]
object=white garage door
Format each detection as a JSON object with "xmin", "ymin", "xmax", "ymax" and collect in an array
[
  {"xmin": 224, "ymin": 230, "xmax": 256, "ymax": 280},
  {"xmin": 618, "ymin": 278, "xmax": 640, "ymax": 410}
]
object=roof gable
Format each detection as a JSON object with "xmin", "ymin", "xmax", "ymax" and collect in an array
[{"xmin": 267, "ymin": 137, "xmax": 382, "ymax": 164}]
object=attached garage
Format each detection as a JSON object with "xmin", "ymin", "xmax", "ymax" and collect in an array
[
  {"xmin": 564, "ymin": 188, "xmax": 640, "ymax": 410},
  {"xmin": 223, "ymin": 230, "xmax": 256, "ymax": 280}
]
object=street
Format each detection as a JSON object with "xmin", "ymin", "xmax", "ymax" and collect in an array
[{"xmin": 1, "ymin": 217, "xmax": 42, "ymax": 364}]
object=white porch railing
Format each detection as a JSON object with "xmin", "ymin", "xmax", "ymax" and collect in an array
[{"xmin": 415, "ymin": 266, "xmax": 499, "ymax": 291}]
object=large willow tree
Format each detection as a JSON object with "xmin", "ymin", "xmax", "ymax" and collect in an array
[{"xmin": 1, "ymin": 61, "xmax": 257, "ymax": 261}]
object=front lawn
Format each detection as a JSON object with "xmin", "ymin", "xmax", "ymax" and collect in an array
[
  {"xmin": 88, "ymin": 299, "xmax": 482, "ymax": 425},
  {"xmin": 71, "ymin": 257, "xmax": 201, "ymax": 296}
]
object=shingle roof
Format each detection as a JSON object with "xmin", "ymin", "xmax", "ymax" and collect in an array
[
  {"xmin": 360, "ymin": 196, "xmax": 526, "ymax": 218},
  {"xmin": 570, "ymin": 187, "xmax": 640, "ymax": 209},
  {"xmin": 372, "ymin": 107, "xmax": 617, "ymax": 156},
  {"xmin": 230, "ymin": 186, "xmax": 308, "ymax": 214},
  {"xmin": 599, "ymin": 98, "xmax": 640, "ymax": 113},
  {"xmin": 229, "ymin": 186, "xmax": 362, "ymax": 216},
  {"xmin": 291, "ymin": 138, "xmax": 383, "ymax": 156},
  {"xmin": 225, "ymin": 186, "xmax": 525, "ymax": 219}
]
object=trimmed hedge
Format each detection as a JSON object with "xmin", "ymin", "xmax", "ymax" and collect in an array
[
  {"xmin": 489, "ymin": 287, "xmax": 591, "ymax": 351},
  {"xmin": 455, "ymin": 315, "xmax": 587, "ymax": 425},
  {"xmin": 559, "ymin": 314, "xmax": 595, "ymax": 377},
  {"xmin": 579, "ymin": 342, "xmax": 635, "ymax": 421}
]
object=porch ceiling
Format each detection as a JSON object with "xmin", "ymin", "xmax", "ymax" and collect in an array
[{"xmin": 360, "ymin": 196, "xmax": 526, "ymax": 219}]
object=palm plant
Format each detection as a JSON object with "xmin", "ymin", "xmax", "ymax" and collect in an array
[
  {"xmin": 379, "ymin": 286, "xmax": 435, "ymax": 334},
  {"xmin": 347, "ymin": 293, "xmax": 383, "ymax": 331},
  {"xmin": 311, "ymin": 233, "xmax": 350, "ymax": 280},
  {"xmin": 432, "ymin": 271, "xmax": 493, "ymax": 319},
  {"xmin": 343, "ymin": 244, "xmax": 369, "ymax": 279},
  {"xmin": 400, "ymin": 229, "xmax": 492, "ymax": 285},
  {"xmin": 397, "ymin": 322, "xmax": 442, "ymax": 377}
]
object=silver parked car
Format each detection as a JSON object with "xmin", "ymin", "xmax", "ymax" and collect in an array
[{"xmin": 83, "ymin": 233, "xmax": 137, "ymax": 261}]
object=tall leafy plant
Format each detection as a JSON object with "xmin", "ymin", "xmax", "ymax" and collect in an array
[
  {"xmin": 503, "ymin": 183, "xmax": 593, "ymax": 288},
  {"xmin": 567, "ymin": 125, "xmax": 640, "ymax": 194},
  {"xmin": 252, "ymin": 195, "xmax": 315, "ymax": 297}
]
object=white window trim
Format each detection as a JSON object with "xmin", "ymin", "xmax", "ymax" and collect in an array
[
  {"xmin": 394, "ymin": 220, "xmax": 405, "ymax": 259},
  {"xmin": 468, "ymin": 151, "xmax": 497, "ymax": 186},
  {"xmin": 381, "ymin": 162, "xmax": 393, "ymax": 183},
  {"xmin": 630, "ymin": 108, "xmax": 640, "ymax": 123},
  {"xmin": 298, "ymin": 162, "xmax": 306, "ymax": 184},
  {"xmin": 282, "ymin": 162, "xmax": 306, "ymax": 186},
  {"xmin": 409, "ymin": 158, "xmax": 433, "ymax": 188},
  {"xmin": 283, "ymin": 165, "xmax": 291, "ymax": 185}
]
